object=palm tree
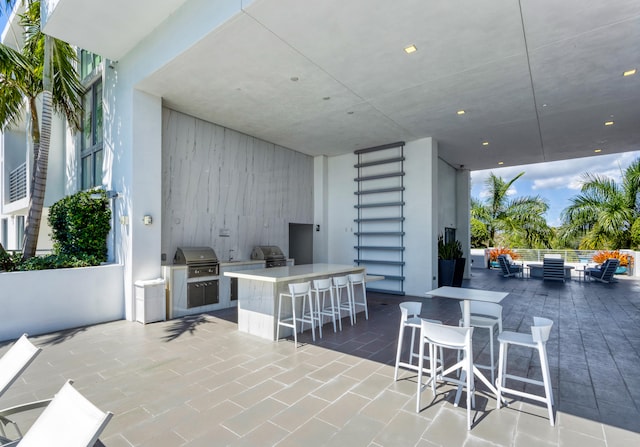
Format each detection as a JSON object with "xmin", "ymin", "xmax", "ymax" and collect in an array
[
  {"xmin": 560, "ymin": 158, "xmax": 640, "ymax": 249},
  {"xmin": 0, "ymin": 0, "xmax": 84, "ymax": 259},
  {"xmin": 472, "ymin": 172, "xmax": 551, "ymax": 248}
]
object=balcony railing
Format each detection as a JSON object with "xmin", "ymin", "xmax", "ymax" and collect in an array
[{"xmin": 9, "ymin": 162, "xmax": 27, "ymax": 202}]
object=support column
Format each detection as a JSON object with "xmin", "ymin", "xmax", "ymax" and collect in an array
[{"xmin": 456, "ymin": 169, "xmax": 471, "ymax": 278}]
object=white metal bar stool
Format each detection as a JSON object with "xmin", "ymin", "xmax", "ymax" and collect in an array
[
  {"xmin": 348, "ymin": 272, "xmax": 368, "ymax": 322},
  {"xmin": 416, "ymin": 320, "xmax": 475, "ymax": 430},
  {"xmin": 276, "ymin": 281, "xmax": 316, "ymax": 346},
  {"xmin": 332, "ymin": 275, "xmax": 354, "ymax": 326},
  {"xmin": 496, "ymin": 317, "xmax": 555, "ymax": 426},
  {"xmin": 312, "ymin": 278, "xmax": 340, "ymax": 334},
  {"xmin": 394, "ymin": 302, "xmax": 443, "ymax": 380},
  {"xmin": 458, "ymin": 301, "xmax": 502, "ymax": 384}
]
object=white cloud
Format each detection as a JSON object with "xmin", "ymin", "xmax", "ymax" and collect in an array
[{"xmin": 471, "ymin": 150, "xmax": 640, "ymax": 192}]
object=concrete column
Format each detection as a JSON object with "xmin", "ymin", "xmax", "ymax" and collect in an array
[
  {"xmin": 456, "ymin": 168, "xmax": 471, "ymax": 278},
  {"xmin": 313, "ymin": 155, "xmax": 328, "ymax": 263},
  {"xmin": 404, "ymin": 137, "xmax": 438, "ymax": 294}
]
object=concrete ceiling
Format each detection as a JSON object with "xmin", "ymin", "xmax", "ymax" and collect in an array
[{"xmin": 44, "ymin": 0, "xmax": 640, "ymax": 171}]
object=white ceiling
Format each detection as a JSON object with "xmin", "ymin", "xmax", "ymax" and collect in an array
[{"xmin": 44, "ymin": 0, "xmax": 640, "ymax": 171}]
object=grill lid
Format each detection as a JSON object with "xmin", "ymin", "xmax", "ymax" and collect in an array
[
  {"xmin": 251, "ymin": 245, "xmax": 285, "ymax": 260},
  {"xmin": 174, "ymin": 247, "xmax": 219, "ymax": 265}
]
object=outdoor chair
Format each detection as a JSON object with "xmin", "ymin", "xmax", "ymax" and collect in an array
[
  {"xmin": 0, "ymin": 334, "xmax": 51, "ymax": 441},
  {"xmin": 416, "ymin": 320, "xmax": 475, "ymax": 430},
  {"xmin": 0, "ymin": 380, "xmax": 113, "ymax": 447},
  {"xmin": 458, "ymin": 301, "xmax": 503, "ymax": 384},
  {"xmin": 542, "ymin": 256, "xmax": 565, "ymax": 282},
  {"xmin": 585, "ymin": 258, "xmax": 620, "ymax": 283},
  {"xmin": 496, "ymin": 317, "xmax": 555, "ymax": 426},
  {"xmin": 497, "ymin": 255, "xmax": 523, "ymax": 278},
  {"xmin": 394, "ymin": 302, "xmax": 443, "ymax": 381}
]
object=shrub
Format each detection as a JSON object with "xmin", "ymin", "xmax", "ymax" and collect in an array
[
  {"xmin": 48, "ymin": 189, "xmax": 111, "ymax": 261},
  {"xmin": 488, "ymin": 247, "xmax": 519, "ymax": 262},
  {"xmin": 591, "ymin": 250, "xmax": 633, "ymax": 267},
  {"xmin": 15, "ymin": 253, "xmax": 102, "ymax": 271}
]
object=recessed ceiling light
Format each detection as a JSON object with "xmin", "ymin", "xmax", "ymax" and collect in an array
[
  {"xmin": 498, "ymin": 161, "xmax": 504, "ymax": 165},
  {"xmin": 404, "ymin": 45, "xmax": 417, "ymax": 54},
  {"xmin": 457, "ymin": 110, "xmax": 465, "ymax": 115},
  {"xmin": 594, "ymin": 149, "xmax": 602, "ymax": 153},
  {"xmin": 482, "ymin": 141, "xmax": 489, "ymax": 146},
  {"xmin": 290, "ymin": 76, "xmax": 299, "ymax": 82},
  {"xmin": 623, "ymin": 69, "xmax": 636, "ymax": 77},
  {"xmin": 347, "ymin": 111, "xmax": 354, "ymax": 115},
  {"xmin": 322, "ymin": 96, "xmax": 330, "ymax": 101},
  {"xmin": 605, "ymin": 121, "xmax": 614, "ymax": 126}
]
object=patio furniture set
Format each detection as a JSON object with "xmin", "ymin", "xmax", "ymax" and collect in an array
[
  {"xmin": 0, "ymin": 334, "xmax": 112, "ymax": 446},
  {"xmin": 497, "ymin": 254, "xmax": 620, "ymax": 283},
  {"xmin": 394, "ymin": 287, "xmax": 555, "ymax": 430}
]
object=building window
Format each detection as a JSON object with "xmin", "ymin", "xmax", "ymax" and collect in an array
[
  {"xmin": 15, "ymin": 215, "xmax": 24, "ymax": 250},
  {"xmin": 81, "ymin": 79, "xmax": 103, "ymax": 189},
  {"xmin": 1, "ymin": 218, "xmax": 7, "ymax": 248},
  {"xmin": 80, "ymin": 50, "xmax": 102, "ymax": 81}
]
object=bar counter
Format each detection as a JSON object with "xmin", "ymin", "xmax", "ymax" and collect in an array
[{"xmin": 224, "ymin": 263, "xmax": 365, "ymax": 340}]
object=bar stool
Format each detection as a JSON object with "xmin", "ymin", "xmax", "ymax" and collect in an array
[
  {"xmin": 394, "ymin": 302, "xmax": 444, "ymax": 380},
  {"xmin": 496, "ymin": 317, "xmax": 555, "ymax": 426},
  {"xmin": 458, "ymin": 301, "xmax": 502, "ymax": 384},
  {"xmin": 312, "ymin": 278, "xmax": 340, "ymax": 334},
  {"xmin": 348, "ymin": 272, "xmax": 368, "ymax": 322},
  {"xmin": 276, "ymin": 281, "xmax": 315, "ymax": 346},
  {"xmin": 416, "ymin": 320, "xmax": 475, "ymax": 430},
  {"xmin": 332, "ymin": 275, "xmax": 354, "ymax": 326}
]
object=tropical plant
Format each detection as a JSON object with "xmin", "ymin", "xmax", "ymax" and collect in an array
[
  {"xmin": 438, "ymin": 235, "xmax": 463, "ymax": 260},
  {"xmin": 591, "ymin": 250, "xmax": 633, "ymax": 267},
  {"xmin": 487, "ymin": 247, "xmax": 519, "ymax": 262},
  {"xmin": 0, "ymin": 0, "xmax": 84, "ymax": 260},
  {"xmin": 560, "ymin": 158, "xmax": 640, "ymax": 249},
  {"xmin": 471, "ymin": 172, "xmax": 551, "ymax": 248}
]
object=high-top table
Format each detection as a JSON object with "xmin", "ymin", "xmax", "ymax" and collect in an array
[
  {"xmin": 425, "ymin": 286, "xmax": 509, "ymax": 401},
  {"xmin": 225, "ymin": 264, "xmax": 365, "ymax": 341}
]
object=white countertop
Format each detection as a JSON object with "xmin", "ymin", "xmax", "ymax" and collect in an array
[
  {"xmin": 219, "ymin": 260, "xmax": 265, "ymax": 267},
  {"xmin": 224, "ymin": 263, "xmax": 364, "ymax": 283}
]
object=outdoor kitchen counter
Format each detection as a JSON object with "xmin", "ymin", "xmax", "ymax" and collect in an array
[{"xmin": 224, "ymin": 263, "xmax": 365, "ymax": 341}]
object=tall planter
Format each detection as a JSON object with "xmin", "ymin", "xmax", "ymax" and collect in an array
[{"xmin": 438, "ymin": 258, "xmax": 466, "ymax": 287}]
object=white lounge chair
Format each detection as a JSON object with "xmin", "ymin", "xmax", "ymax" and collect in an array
[
  {"xmin": 0, "ymin": 334, "xmax": 51, "ymax": 442},
  {"xmin": 0, "ymin": 380, "xmax": 113, "ymax": 447}
]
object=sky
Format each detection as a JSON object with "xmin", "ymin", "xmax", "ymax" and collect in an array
[{"xmin": 470, "ymin": 150, "xmax": 640, "ymax": 227}]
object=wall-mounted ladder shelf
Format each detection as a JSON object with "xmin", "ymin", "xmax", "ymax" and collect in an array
[{"xmin": 354, "ymin": 141, "xmax": 405, "ymax": 295}]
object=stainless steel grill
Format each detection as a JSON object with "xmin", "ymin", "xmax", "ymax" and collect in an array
[
  {"xmin": 174, "ymin": 246, "xmax": 219, "ymax": 278},
  {"xmin": 250, "ymin": 245, "xmax": 287, "ymax": 268},
  {"xmin": 174, "ymin": 247, "xmax": 220, "ymax": 308}
]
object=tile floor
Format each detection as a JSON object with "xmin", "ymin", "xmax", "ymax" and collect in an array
[{"xmin": 1, "ymin": 267, "xmax": 639, "ymax": 446}]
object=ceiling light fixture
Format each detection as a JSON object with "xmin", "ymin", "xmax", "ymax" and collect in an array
[
  {"xmin": 322, "ymin": 96, "xmax": 330, "ymax": 101},
  {"xmin": 290, "ymin": 76, "xmax": 299, "ymax": 82},
  {"xmin": 404, "ymin": 45, "xmax": 417, "ymax": 54},
  {"xmin": 594, "ymin": 149, "xmax": 602, "ymax": 153},
  {"xmin": 482, "ymin": 141, "xmax": 489, "ymax": 146},
  {"xmin": 457, "ymin": 110, "xmax": 465, "ymax": 115},
  {"xmin": 604, "ymin": 121, "xmax": 614, "ymax": 126},
  {"xmin": 498, "ymin": 161, "xmax": 504, "ymax": 165},
  {"xmin": 623, "ymin": 68, "xmax": 636, "ymax": 77}
]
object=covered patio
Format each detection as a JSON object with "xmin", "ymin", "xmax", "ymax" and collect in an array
[{"xmin": 2, "ymin": 267, "xmax": 639, "ymax": 446}]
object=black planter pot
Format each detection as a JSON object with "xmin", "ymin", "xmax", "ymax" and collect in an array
[{"xmin": 438, "ymin": 258, "xmax": 466, "ymax": 287}]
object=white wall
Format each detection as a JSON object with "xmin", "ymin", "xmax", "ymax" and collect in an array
[
  {"xmin": 0, "ymin": 264, "xmax": 124, "ymax": 342},
  {"xmin": 326, "ymin": 137, "xmax": 440, "ymax": 297}
]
